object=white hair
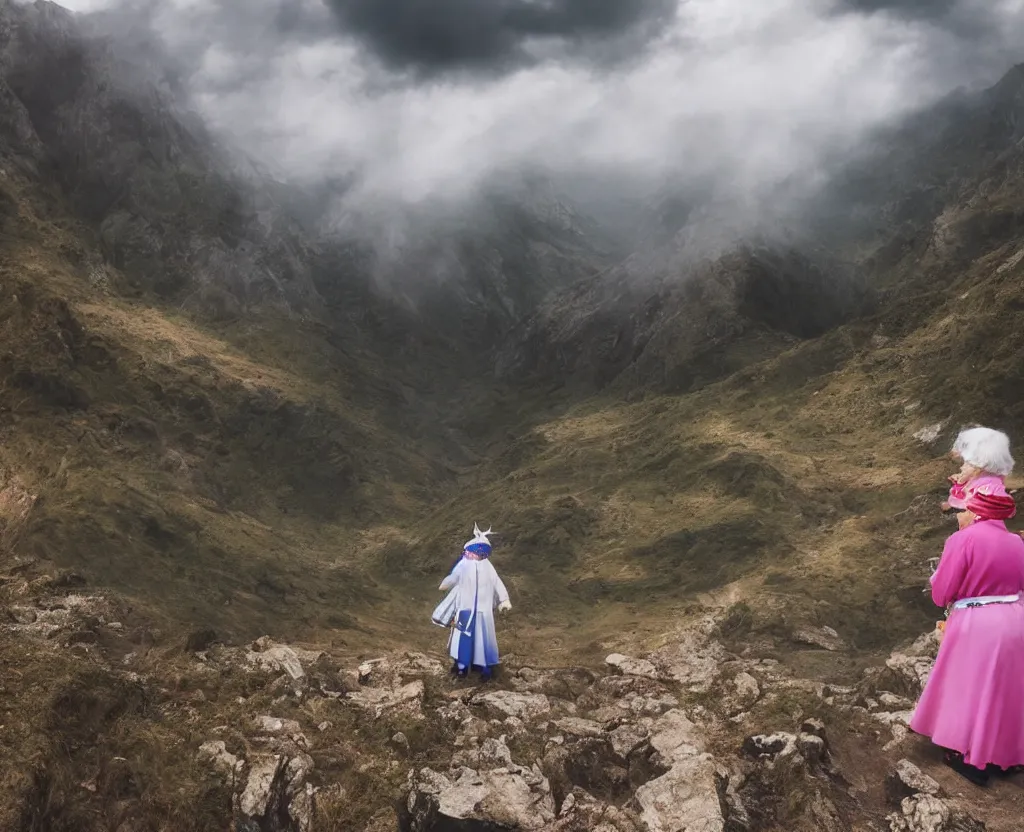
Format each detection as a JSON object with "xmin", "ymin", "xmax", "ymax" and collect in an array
[{"xmin": 952, "ymin": 427, "xmax": 1015, "ymax": 476}]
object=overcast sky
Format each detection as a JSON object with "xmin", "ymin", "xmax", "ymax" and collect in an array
[{"xmin": 56, "ymin": 0, "xmax": 1024, "ymax": 211}]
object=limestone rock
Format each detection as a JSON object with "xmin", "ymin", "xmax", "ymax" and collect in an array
[
  {"xmin": 254, "ymin": 716, "xmax": 303, "ymax": 736},
  {"xmin": 405, "ymin": 765, "xmax": 556, "ymax": 831},
  {"xmin": 792, "ymin": 625, "xmax": 846, "ymax": 652},
  {"xmin": 653, "ymin": 619, "xmax": 727, "ymax": 693},
  {"xmin": 732, "ymin": 672, "xmax": 761, "ymax": 705},
  {"xmin": 554, "ymin": 717, "xmax": 605, "ymax": 738},
  {"xmin": 197, "ymin": 741, "xmax": 241, "ymax": 780},
  {"xmin": 609, "ymin": 723, "xmax": 651, "ymax": 760},
  {"xmin": 606, "ymin": 653, "xmax": 659, "ymax": 679},
  {"xmin": 886, "ymin": 760, "xmax": 942, "ymax": 805},
  {"xmin": 346, "ymin": 680, "xmax": 425, "ymax": 719},
  {"xmin": 451, "ymin": 736, "xmax": 514, "ymax": 770},
  {"xmin": 649, "ymin": 710, "xmax": 705, "ymax": 761},
  {"xmin": 232, "ymin": 750, "xmax": 315, "ymax": 832},
  {"xmin": 887, "ymin": 794, "xmax": 985, "ymax": 832},
  {"xmin": 236, "ymin": 755, "xmax": 286, "ymax": 826},
  {"xmin": 634, "ymin": 753, "xmax": 725, "ymax": 832},
  {"xmin": 246, "ymin": 638, "xmax": 323, "ymax": 681},
  {"xmin": 475, "ymin": 689, "xmax": 552, "ymax": 720},
  {"xmin": 551, "ymin": 787, "xmax": 642, "ymax": 831},
  {"xmin": 742, "ymin": 733, "xmax": 796, "ymax": 759}
]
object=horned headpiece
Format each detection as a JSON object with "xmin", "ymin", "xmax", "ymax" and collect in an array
[{"xmin": 463, "ymin": 523, "xmax": 493, "ymax": 557}]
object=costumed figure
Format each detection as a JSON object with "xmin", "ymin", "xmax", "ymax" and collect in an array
[
  {"xmin": 431, "ymin": 524, "xmax": 511, "ymax": 681},
  {"xmin": 912, "ymin": 488, "xmax": 1024, "ymax": 785},
  {"xmin": 942, "ymin": 426, "xmax": 1014, "ymax": 513}
]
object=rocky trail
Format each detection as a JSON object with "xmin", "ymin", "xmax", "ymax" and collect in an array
[{"xmin": 1, "ymin": 559, "xmax": 1015, "ymax": 832}]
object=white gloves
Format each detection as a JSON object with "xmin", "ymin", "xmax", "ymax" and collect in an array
[{"xmin": 498, "ymin": 600, "xmax": 512, "ymax": 613}]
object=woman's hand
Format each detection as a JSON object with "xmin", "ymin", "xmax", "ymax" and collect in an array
[{"xmin": 498, "ymin": 600, "xmax": 511, "ymax": 613}]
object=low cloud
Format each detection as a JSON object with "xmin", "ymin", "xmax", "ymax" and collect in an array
[{"xmin": 57, "ymin": 0, "xmax": 1024, "ymax": 215}]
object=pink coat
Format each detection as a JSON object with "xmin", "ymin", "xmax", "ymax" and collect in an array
[{"xmin": 911, "ymin": 520, "xmax": 1024, "ymax": 768}]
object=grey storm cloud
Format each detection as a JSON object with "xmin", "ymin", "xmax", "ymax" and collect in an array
[
  {"xmin": 835, "ymin": 0, "xmax": 960, "ymax": 14},
  {"xmin": 321, "ymin": 0, "xmax": 677, "ymax": 74},
  {"xmin": 58, "ymin": 0, "xmax": 1024, "ymax": 211}
]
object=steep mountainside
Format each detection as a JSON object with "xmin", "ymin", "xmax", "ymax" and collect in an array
[
  {"xmin": 3, "ymin": 0, "xmax": 1024, "ymax": 829},
  {"xmin": 0, "ymin": 0, "xmax": 610, "ymax": 644}
]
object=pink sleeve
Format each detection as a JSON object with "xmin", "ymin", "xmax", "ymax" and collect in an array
[{"xmin": 931, "ymin": 533, "xmax": 969, "ymax": 608}]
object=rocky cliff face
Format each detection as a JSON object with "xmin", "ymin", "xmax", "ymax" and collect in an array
[
  {"xmin": 498, "ymin": 241, "xmax": 869, "ymax": 395},
  {"xmin": 0, "ymin": 0, "xmax": 330, "ymax": 316}
]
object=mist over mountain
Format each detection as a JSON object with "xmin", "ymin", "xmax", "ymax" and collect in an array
[
  {"xmin": 57, "ymin": 0, "xmax": 1024, "ymax": 246},
  {"xmin": 5, "ymin": 0, "xmax": 1024, "ymax": 829}
]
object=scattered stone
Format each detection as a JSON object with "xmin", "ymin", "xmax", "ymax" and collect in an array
[
  {"xmin": 649, "ymin": 710, "xmax": 704, "ymax": 761},
  {"xmin": 634, "ymin": 754, "xmax": 725, "ymax": 832},
  {"xmin": 743, "ymin": 733, "xmax": 794, "ymax": 759},
  {"xmin": 605, "ymin": 653, "xmax": 659, "ymax": 679},
  {"xmin": 347, "ymin": 680, "xmax": 425, "ymax": 719},
  {"xmin": 913, "ymin": 423, "xmax": 946, "ymax": 446},
  {"xmin": 236, "ymin": 754, "xmax": 285, "ymax": 822},
  {"xmin": 405, "ymin": 765, "xmax": 556, "ymax": 830},
  {"xmin": 800, "ymin": 718, "xmax": 827, "ymax": 740},
  {"xmin": 609, "ymin": 723, "xmax": 651, "ymax": 761},
  {"xmin": 254, "ymin": 716, "xmax": 303, "ymax": 736},
  {"xmin": 551, "ymin": 787, "xmax": 642, "ymax": 831},
  {"xmin": 792, "ymin": 626, "xmax": 846, "ymax": 652},
  {"xmin": 887, "ymin": 794, "xmax": 985, "ymax": 832},
  {"xmin": 553, "ymin": 717, "xmax": 605, "ymax": 738},
  {"xmin": 9, "ymin": 606, "xmax": 36, "ymax": 625},
  {"xmin": 475, "ymin": 690, "xmax": 551, "ymax": 720},
  {"xmin": 362, "ymin": 807, "xmax": 399, "ymax": 832},
  {"xmin": 233, "ymin": 751, "xmax": 316, "ymax": 832},
  {"xmin": 653, "ymin": 618, "xmax": 726, "ymax": 693},
  {"xmin": 874, "ymin": 710, "xmax": 915, "ymax": 730},
  {"xmin": 733, "ymin": 672, "xmax": 761, "ymax": 704},
  {"xmin": 246, "ymin": 638, "xmax": 323, "ymax": 682},
  {"xmin": 886, "ymin": 760, "xmax": 941, "ymax": 805},
  {"xmin": 796, "ymin": 733, "xmax": 828, "ymax": 765},
  {"xmin": 880, "ymin": 692, "xmax": 915, "ymax": 711},
  {"xmin": 452, "ymin": 736, "xmax": 514, "ymax": 770},
  {"xmin": 884, "ymin": 724, "xmax": 911, "ymax": 752},
  {"xmin": 197, "ymin": 741, "xmax": 241, "ymax": 780}
]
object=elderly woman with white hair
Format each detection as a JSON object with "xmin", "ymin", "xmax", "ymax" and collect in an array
[
  {"xmin": 911, "ymin": 426, "xmax": 1024, "ymax": 785},
  {"xmin": 942, "ymin": 426, "xmax": 1015, "ymax": 513}
]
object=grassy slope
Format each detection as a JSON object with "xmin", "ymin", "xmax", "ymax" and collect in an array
[
  {"xmin": 0, "ymin": 170, "xmax": 460, "ymax": 652},
  {"xmin": 6, "ymin": 149, "xmax": 1024, "ymax": 672},
  {"xmin": 395, "ymin": 218, "xmax": 1024, "ymax": 670}
]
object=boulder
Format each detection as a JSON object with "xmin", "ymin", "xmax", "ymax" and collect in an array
[
  {"xmin": 197, "ymin": 740, "xmax": 242, "ymax": 780},
  {"xmin": 246, "ymin": 638, "xmax": 323, "ymax": 681},
  {"xmin": 233, "ymin": 752, "xmax": 316, "ymax": 832},
  {"xmin": 346, "ymin": 680, "xmax": 425, "ymax": 719},
  {"xmin": 886, "ymin": 760, "xmax": 942, "ymax": 805},
  {"xmin": 887, "ymin": 794, "xmax": 985, "ymax": 832},
  {"xmin": 551, "ymin": 787, "xmax": 642, "ymax": 831},
  {"xmin": 554, "ymin": 717, "xmax": 606, "ymax": 739},
  {"xmin": 634, "ymin": 754, "xmax": 726, "ymax": 832},
  {"xmin": 475, "ymin": 690, "xmax": 552, "ymax": 720},
  {"xmin": 404, "ymin": 765, "xmax": 556, "ymax": 831},
  {"xmin": 235, "ymin": 755, "xmax": 286, "ymax": 828},
  {"xmin": 649, "ymin": 710, "xmax": 705, "ymax": 761},
  {"xmin": 605, "ymin": 653, "xmax": 659, "ymax": 680},
  {"xmin": 792, "ymin": 626, "xmax": 846, "ymax": 652}
]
